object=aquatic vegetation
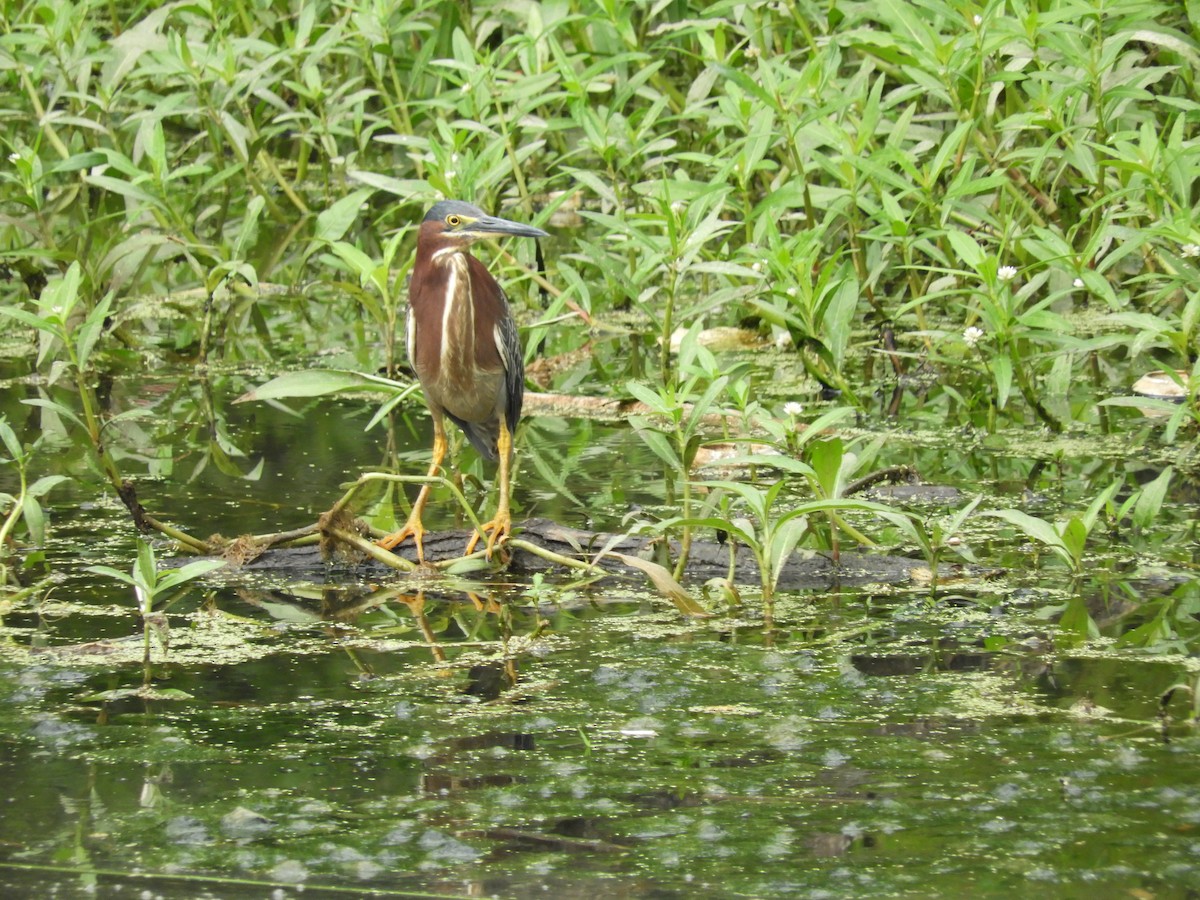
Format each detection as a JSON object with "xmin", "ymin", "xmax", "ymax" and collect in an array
[
  {"xmin": 0, "ymin": 415, "xmax": 65, "ymax": 578},
  {"xmin": 985, "ymin": 469, "xmax": 1173, "ymax": 577},
  {"xmin": 1, "ymin": 0, "xmax": 1199, "ymax": 893}
]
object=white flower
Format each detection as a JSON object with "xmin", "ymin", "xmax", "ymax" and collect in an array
[
  {"xmin": 783, "ymin": 401, "xmax": 804, "ymax": 417},
  {"xmin": 963, "ymin": 326, "xmax": 985, "ymax": 347},
  {"xmin": 7, "ymin": 152, "xmax": 18, "ymax": 163},
  {"xmin": 973, "ymin": 14, "xmax": 982, "ymax": 26},
  {"xmin": 997, "ymin": 266, "xmax": 1018, "ymax": 282},
  {"xmin": 751, "ymin": 261, "xmax": 762, "ymax": 273},
  {"xmin": 1181, "ymin": 243, "xmax": 1200, "ymax": 258},
  {"xmin": 1072, "ymin": 277, "xmax": 1085, "ymax": 288}
]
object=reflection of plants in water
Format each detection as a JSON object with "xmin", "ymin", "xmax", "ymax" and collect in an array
[
  {"xmin": 1031, "ymin": 572, "xmax": 1200, "ymax": 660},
  {"xmin": 1, "ymin": 266, "xmax": 119, "ymax": 483},
  {"xmin": 0, "ymin": 265, "xmax": 243, "ymax": 554},
  {"xmin": 1103, "ymin": 362, "xmax": 1200, "ymax": 446},
  {"xmin": 1162, "ymin": 635, "xmax": 1200, "ymax": 723},
  {"xmin": 1118, "ymin": 579, "xmax": 1200, "ymax": 655}
]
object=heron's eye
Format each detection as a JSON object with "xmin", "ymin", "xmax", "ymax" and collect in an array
[{"xmin": 446, "ymin": 215, "xmax": 461, "ymax": 226}]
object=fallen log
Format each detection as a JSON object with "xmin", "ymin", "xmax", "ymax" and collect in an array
[{"xmin": 219, "ymin": 517, "xmax": 979, "ymax": 593}]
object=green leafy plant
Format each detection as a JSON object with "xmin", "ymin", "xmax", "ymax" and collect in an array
[
  {"xmin": 984, "ymin": 470, "xmax": 1173, "ymax": 577},
  {"xmin": 0, "ymin": 416, "xmax": 67, "ymax": 586},
  {"xmin": 880, "ymin": 495, "xmax": 985, "ymax": 593},
  {"xmin": 86, "ymin": 539, "xmax": 226, "ymax": 618},
  {"xmin": 85, "ymin": 538, "xmax": 225, "ymax": 698},
  {"xmin": 626, "ymin": 370, "xmax": 730, "ymax": 580},
  {"xmin": 636, "ymin": 406, "xmax": 916, "ymax": 607}
]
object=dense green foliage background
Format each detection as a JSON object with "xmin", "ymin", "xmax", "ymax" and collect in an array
[
  {"xmin": 1, "ymin": 0, "xmax": 1199, "ymax": 566},
  {"xmin": 3, "ymin": 0, "xmax": 1198, "ymax": 383}
]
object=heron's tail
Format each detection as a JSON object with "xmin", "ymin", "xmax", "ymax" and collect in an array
[{"xmin": 445, "ymin": 413, "xmax": 499, "ymax": 461}]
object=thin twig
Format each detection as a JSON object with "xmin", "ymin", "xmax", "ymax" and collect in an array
[
  {"xmin": 325, "ymin": 527, "xmax": 417, "ymax": 572},
  {"xmin": 506, "ymin": 538, "xmax": 597, "ymax": 572}
]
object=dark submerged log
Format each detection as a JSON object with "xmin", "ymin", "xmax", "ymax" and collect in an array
[{"xmin": 221, "ymin": 518, "xmax": 973, "ymax": 592}]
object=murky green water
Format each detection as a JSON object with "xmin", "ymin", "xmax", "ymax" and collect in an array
[{"xmin": 2, "ymin": 355, "xmax": 1200, "ymax": 898}]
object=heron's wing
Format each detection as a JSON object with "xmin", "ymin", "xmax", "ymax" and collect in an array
[{"xmin": 494, "ymin": 292, "xmax": 524, "ymax": 436}]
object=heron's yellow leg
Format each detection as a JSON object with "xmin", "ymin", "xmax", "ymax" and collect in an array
[
  {"xmin": 378, "ymin": 417, "xmax": 448, "ymax": 563},
  {"xmin": 466, "ymin": 420, "xmax": 513, "ymax": 559}
]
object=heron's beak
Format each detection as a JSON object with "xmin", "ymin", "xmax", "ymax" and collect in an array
[{"xmin": 472, "ymin": 214, "xmax": 549, "ymax": 240}]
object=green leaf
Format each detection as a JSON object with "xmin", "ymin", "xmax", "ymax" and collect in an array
[
  {"xmin": 1132, "ymin": 468, "xmax": 1172, "ymax": 529},
  {"xmin": 1121, "ymin": 27, "xmax": 1200, "ymax": 71},
  {"xmin": 76, "ymin": 291, "xmax": 115, "ymax": 370},
  {"xmin": 667, "ymin": 514, "xmax": 759, "ymax": 549},
  {"xmin": 1080, "ymin": 481, "xmax": 1120, "ymax": 533},
  {"xmin": 85, "ymin": 564, "xmax": 138, "ymax": 587},
  {"xmin": 45, "ymin": 151, "xmax": 107, "ymax": 175},
  {"xmin": 682, "ymin": 376, "xmax": 728, "ymax": 443},
  {"xmin": 603, "ymin": 552, "xmax": 711, "ymax": 618},
  {"xmin": 1059, "ymin": 516, "xmax": 1088, "ymax": 568},
  {"xmin": 991, "ymin": 353, "xmax": 1013, "ymax": 409},
  {"xmin": 821, "ymin": 275, "xmax": 859, "ymax": 370},
  {"xmin": 315, "ymin": 189, "xmax": 375, "ymax": 242},
  {"xmin": 946, "ymin": 230, "xmax": 986, "ymax": 270},
  {"xmin": 348, "ymin": 169, "xmax": 432, "ymax": 199},
  {"xmin": 143, "ymin": 119, "xmax": 167, "ymax": 176},
  {"xmin": 772, "ymin": 497, "xmax": 896, "ymax": 528},
  {"xmin": 156, "ymin": 559, "xmax": 227, "ymax": 591},
  {"xmin": 22, "ymin": 399, "xmax": 86, "ymax": 432},
  {"xmin": 235, "ymin": 369, "xmax": 409, "ymax": 403},
  {"xmin": 328, "ymin": 241, "xmax": 381, "ymax": 286},
  {"xmin": 945, "ymin": 495, "xmax": 984, "ymax": 537},
  {"xmin": 625, "ymin": 380, "xmax": 675, "ymax": 415},
  {"xmin": 84, "ymin": 173, "xmax": 158, "ymax": 205},
  {"xmin": 0, "ymin": 418, "xmax": 22, "ymax": 460},
  {"xmin": 21, "ymin": 493, "xmax": 45, "ymax": 545},
  {"xmin": 792, "ymin": 405, "xmax": 857, "ymax": 450},
  {"xmin": 233, "ymin": 196, "xmax": 266, "ymax": 258},
  {"xmin": 39, "ymin": 261, "xmax": 83, "ymax": 322},
  {"xmin": 632, "ymin": 425, "xmax": 680, "ymax": 471},
  {"xmin": 768, "ymin": 517, "xmax": 808, "ymax": 593},
  {"xmin": 0, "ymin": 305, "xmax": 57, "ymax": 335},
  {"xmin": 28, "ymin": 475, "xmax": 70, "ymax": 498},
  {"xmin": 808, "ymin": 438, "xmax": 845, "ymax": 498},
  {"xmin": 1058, "ymin": 595, "xmax": 1099, "ymax": 642},
  {"xmin": 136, "ymin": 540, "xmax": 157, "ymax": 594},
  {"xmin": 873, "ymin": 509, "xmax": 931, "ymax": 555},
  {"xmin": 984, "ymin": 509, "xmax": 1068, "ymax": 560}
]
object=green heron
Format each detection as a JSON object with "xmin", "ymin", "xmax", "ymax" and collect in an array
[{"xmin": 378, "ymin": 200, "xmax": 548, "ymax": 561}]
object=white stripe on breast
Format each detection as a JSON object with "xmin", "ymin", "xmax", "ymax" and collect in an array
[
  {"xmin": 440, "ymin": 257, "xmax": 471, "ymax": 376},
  {"xmin": 405, "ymin": 305, "xmax": 415, "ymax": 365}
]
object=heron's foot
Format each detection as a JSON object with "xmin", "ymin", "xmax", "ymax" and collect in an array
[
  {"xmin": 378, "ymin": 516, "xmax": 427, "ymax": 563},
  {"xmin": 465, "ymin": 512, "xmax": 512, "ymax": 560}
]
